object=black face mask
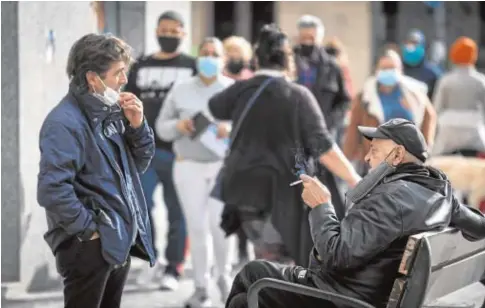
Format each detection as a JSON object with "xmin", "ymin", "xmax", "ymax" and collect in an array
[
  {"xmin": 325, "ymin": 46, "xmax": 340, "ymax": 57},
  {"xmin": 300, "ymin": 44, "xmax": 315, "ymax": 57},
  {"xmin": 157, "ymin": 36, "xmax": 181, "ymax": 53},
  {"xmin": 226, "ymin": 59, "xmax": 245, "ymax": 75}
]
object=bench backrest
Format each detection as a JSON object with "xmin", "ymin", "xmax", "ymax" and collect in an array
[{"xmin": 387, "ymin": 228, "xmax": 485, "ymax": 308}]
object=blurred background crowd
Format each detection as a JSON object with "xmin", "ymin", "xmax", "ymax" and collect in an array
[{"xmin": 2, "ymin": 1, "xmax": 485, "ymax": 307}]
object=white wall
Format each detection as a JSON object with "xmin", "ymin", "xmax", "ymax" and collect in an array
[
  {"xmin": 144, "ymin": 1, "xmax": 192, "ymax": 55},
  {"xmin": 18, "ymin": 1, "xmax": 97, "ymax": 286}
]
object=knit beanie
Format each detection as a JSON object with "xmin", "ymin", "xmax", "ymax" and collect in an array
[{"xmin": 449, "ymin": 36, "xmax": 478, "ymax": 65}]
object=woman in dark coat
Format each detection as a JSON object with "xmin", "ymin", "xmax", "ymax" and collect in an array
[{"xmin": 209, "ymin": 24, "xmax": 360, "ymax": 266}]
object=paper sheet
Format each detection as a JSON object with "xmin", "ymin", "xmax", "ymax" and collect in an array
[{"xmin": 198, "ymin": 124, "xmax": 229, "ymax": 158}]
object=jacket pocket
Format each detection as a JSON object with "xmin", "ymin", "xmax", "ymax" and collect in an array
[{"xmin": 55, "ymin": 237, "xmax": 105, "ymax": 278}]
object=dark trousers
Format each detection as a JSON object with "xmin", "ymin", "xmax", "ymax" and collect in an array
[
  {"xmin": 140, "ymin": 148, "xmax": 187, "ymax": 274},
  {"xmin": 226, "ymin": 260, "xmax": 335, "ymax": 308},
  {"xmin": 237, "ymin": 227, "xmax": 249, "ymax": 261},
  {"xmin": 55, "ymin": 237, "xmax": 131, "ymax": 308}
]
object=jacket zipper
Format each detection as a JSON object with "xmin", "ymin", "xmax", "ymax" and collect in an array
[{"xmin": 111, "ymin": 160, "xmax": 137, "ymax": 264}]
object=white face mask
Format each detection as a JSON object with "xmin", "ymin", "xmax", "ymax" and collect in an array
[{"xmin": 93, "ymin": 76, "xmax": 120, "ymax": 107}]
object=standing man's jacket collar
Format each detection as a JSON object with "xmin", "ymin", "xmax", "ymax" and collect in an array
[{"xmin": 69, "ymin": 84, "xmax": 123, "ymax": 130}]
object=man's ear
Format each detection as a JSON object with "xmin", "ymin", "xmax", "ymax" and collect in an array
[
  {"xmin": 85, "ymin": 71, "xmax": 98, "ymax": 92},
  {"xmin": 395, "ymin": 146, "xmax": 406, "ymax": 165}
]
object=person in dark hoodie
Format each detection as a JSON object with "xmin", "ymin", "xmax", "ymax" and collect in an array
[
  {"xmin": 401, "ymin": 29, "xmax": 442, "ymax": 99},
  {"xmin": 225, "ymin": 118, "xmax": 485, "ymax": 308}
]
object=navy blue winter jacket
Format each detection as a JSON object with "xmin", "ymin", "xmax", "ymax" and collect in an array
[{"xmin": 37, "ymin": 86, "xmax": 156, "ymax": 266}]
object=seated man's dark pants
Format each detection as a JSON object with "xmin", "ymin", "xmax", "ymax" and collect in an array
[{"xmin": 226, "ymin": 260, "xmax": 336, "ymax": 308}]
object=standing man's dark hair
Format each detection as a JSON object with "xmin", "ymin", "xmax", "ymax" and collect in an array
[
  {"xmin": 38, "ymin": 33, "xmax": 156, "ymax": 308},
  {"xmin": 124, "ymin": 10, "xmax": 197, "ymax": 290},
  {"xmin": 67, "ymin": 33, "xmax": 133, "ymax": 92}
]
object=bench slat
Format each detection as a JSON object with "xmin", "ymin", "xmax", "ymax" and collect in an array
[
  {"xmin": 414, "ymin": 228, "xmax": 485, "ymax": 269},
  {"xmin": 400, "ymin": 228, "xmax": 485, "ymax": 275},
  {"xmin": 424, "ymin": 250, "xmax": 485, "ymax": 303}
]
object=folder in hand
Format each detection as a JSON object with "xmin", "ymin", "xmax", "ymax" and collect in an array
[{"xmin": 191, "ymin": 112, "xmax": 229, "ymax": 158}]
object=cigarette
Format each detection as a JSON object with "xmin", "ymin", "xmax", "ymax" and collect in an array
[{"xmin": 289, "ymin": 180, "xmax": 303, "ymax": 187}]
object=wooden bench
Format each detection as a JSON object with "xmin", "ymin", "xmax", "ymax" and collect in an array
[{"xmin": 247, "ymin": 227, "xmax": 485, "ymax": 308}]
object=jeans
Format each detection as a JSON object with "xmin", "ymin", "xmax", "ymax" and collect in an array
[
  {"xmin": 55, "ymin": 237, "xmax": 131, "ymax": 308},
  {"xmin": 140, "ymin": 148, "xmax": 187, "ymax": 273}
]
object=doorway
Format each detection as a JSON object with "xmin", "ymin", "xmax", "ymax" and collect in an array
[
  {"xmin": 212, "ymin": 1, "xmax": 275, "ymax": 43},
  {"xmin": 251, "ymin": 1, "xmax": 275, "ymax": 43}
]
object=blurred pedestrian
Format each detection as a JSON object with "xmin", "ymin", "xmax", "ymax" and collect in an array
[
  {"xmin": 401, "ymin": 29, "xmax": 442, "ymax": 99},
  {"xmin": 223, "ymin": 36, "xmax": 254, "ymax": 80},
  {"xmin": 209, "ymin": 24, "xmax": 361, "ymax": 267},
  {"xmin": 155, "ymin": 37, "xmax": 233, "ymax": 307},
  {"xmin": 344, "ymin": 49, "xmax": 436, "ymax": 174},
  {"xmin": 324, "ymin": 37, "xmax": 354, "ymax": 98},
  {"xmin": 294, "ymin": 15, "xmax": 350, "ymax": 136},
  {"xmin": 432, "ymin": 36, "xmax": 485, "ymax": 156},
  {"xmin": 37, "ymin": 33, "xmax": 156, "ymax": 308},
  {"xmin": 125, "ymin": 10, "xmax": 195, "ymax": 290},
  {"xmin": 293, "ymin": 15, "xmax": 351, "ymax": 220},
  {"xmin": 324, "ymin": 37, "xmax": 355, "ymax": 148},
  {"xmin": 222, "ymin": 35, "xmax": 255, "ymax": 268}
]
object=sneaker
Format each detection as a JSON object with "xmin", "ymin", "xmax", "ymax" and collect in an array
[
  {"xmin": 217, "ymin": 275, "xmax": 231, "ymax": 304},
  {"xmin": 159, "ymin": 273, "xmax": 179, "ymax": 291},
  {"xmin": 184, "ymin": 288, "xmax": 212, "ymax": 308}
]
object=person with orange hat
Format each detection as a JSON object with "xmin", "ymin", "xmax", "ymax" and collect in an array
[{"xmin": 431, "ymin": 36, "xmax": 485, "ymax": 156}]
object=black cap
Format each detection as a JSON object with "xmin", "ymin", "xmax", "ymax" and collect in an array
[
  {"xmin": 358, "ymin": 118, "xmax": 428, "ymax": 162},
  {"xmin": 158, "ymin": 11, "xmax": 185, "ymax": 27}
]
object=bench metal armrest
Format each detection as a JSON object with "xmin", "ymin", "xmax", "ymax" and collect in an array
[{"xmin": 247, "ymin": 278, "xmax": 376, "ymax": 308}]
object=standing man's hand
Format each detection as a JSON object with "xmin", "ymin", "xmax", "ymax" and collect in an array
[
  {"xmin": 120, "ymin": 92, "xmax": 144, "ymax": 129},
  {"xmin": 300, "ymin": 174, "xmax": 332, "ymax": 208}
]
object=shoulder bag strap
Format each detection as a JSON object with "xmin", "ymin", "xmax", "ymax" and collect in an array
[{"xmin": 228, "ymin": 76, "xmax": 277, "ymax": 148}]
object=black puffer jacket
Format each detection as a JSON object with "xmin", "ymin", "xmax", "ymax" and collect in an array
[{"xmin": 307, "ymin": 163, "xmax": 485, "ymax": 307}]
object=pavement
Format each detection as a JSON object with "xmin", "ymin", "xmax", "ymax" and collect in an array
[
  {"xmin": 4, "ymin": 281, "xmax": 485, "ymax": 308},
  {"xmin": 3, "ymin": 281, "xmax": 226, "ymax": 308},
  {"xmin": 3, "ymin": 258, "xmax": 233, "ymax": 308}
]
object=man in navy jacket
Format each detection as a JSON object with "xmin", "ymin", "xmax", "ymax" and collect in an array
[{"xmin": 37, "ymin": 33, "xmax": 155, "ymax": 308}]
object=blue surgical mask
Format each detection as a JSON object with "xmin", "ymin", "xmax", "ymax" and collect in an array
[
  {"xmin": 401, "ymin": 44, "xmax": 425, "ymax": 66},
  {"xmin": 376, "ymin": 69, "xmax": 399, "ymax": 87},
  {"xmin": 197, "ymin": 56, "xmax": 221, "ymax": 78}
]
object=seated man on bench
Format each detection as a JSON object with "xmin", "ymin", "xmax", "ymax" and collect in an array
[{"xmin": 225, "ymin": 118, "xmax": 485, "ymax": 308}]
